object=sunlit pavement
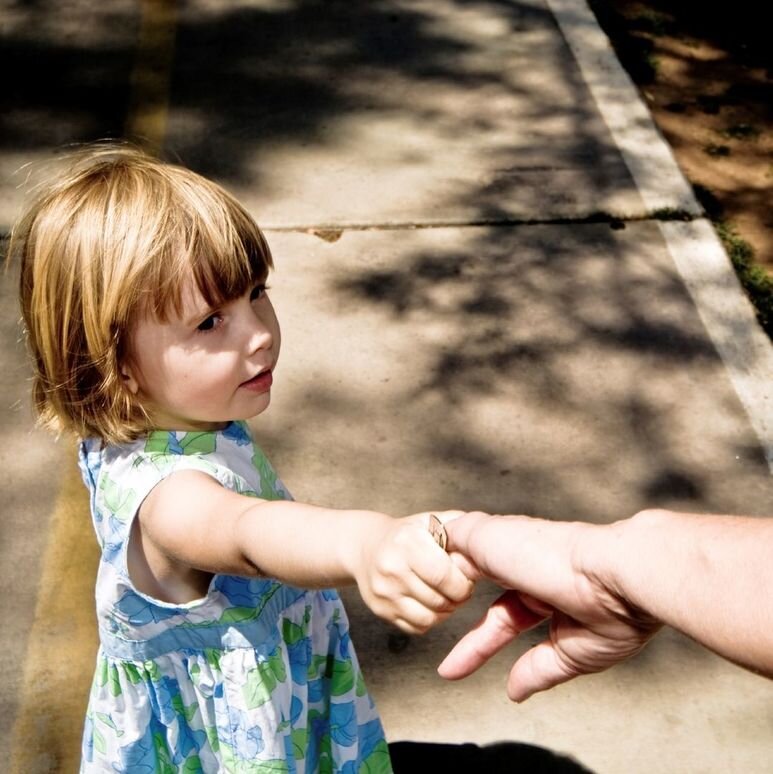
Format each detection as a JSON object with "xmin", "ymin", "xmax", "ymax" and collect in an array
[{"xmin": 1, "ymin": 1, "xmax": 771, "ymax": 772}]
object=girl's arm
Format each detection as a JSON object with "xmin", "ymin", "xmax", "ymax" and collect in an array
[{"xmin": 136, "ymin": 469, "xmax": 474, "ymax": 633}]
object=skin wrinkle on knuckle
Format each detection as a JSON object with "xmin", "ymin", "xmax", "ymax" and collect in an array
[
  {"xmin": 421, "ymin": 567, "xmax": 444, "ymax": 593},
  {"xmin": 399, "ymin": 599, "xmax": 435, "ymax": 630},
  {"xmin": 451, "ymin": 576, "xmax": 474, "ymax": 603},
  {"xmin": 377, "ymin": 550, "xmax": 405, "ymax": 578},
  {"xmin": 393, "ymin": 526, "xmax": 415, "ymax": 550},
  {"xmin": 491, "ymin": 602, "xmax": 519, "ymax": 636},
  {"xmin": 371, "ymin": 577, "xmax": 393, "ymax": 600},
  {"xmin": 468, "ymin": 524, "xmax": 498, "ymax": 577},
  {"xmin": 395, "ymin": 618, "xmax": 419, "ymax": 635},
  {"xmin": 374, "ymin": 600, "xmax": 393, "ymax": 620},
  {"xmin": 550, "ymin": 635, "xmax": 586, "ymax": 679}
]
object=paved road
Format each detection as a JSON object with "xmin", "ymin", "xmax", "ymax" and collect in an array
[{"xmin": 2, "ymin": 1, "xmax": 771, "ymax": 772}]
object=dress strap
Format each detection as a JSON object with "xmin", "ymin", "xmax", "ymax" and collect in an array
[{"xmin": 78, "ymin": 438, "xmax": 103, "ymax": 519}]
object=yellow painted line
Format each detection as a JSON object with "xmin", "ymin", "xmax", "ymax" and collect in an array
[
  {"xmin": 10, "ymin": 451, "xmax": 99, "ymax": 774},
  {"xmin": 125, "ymin": 0, "xmax": 178, "ymax": 154},
  {"xmin": 10, "ymin": 9, "xmax": 179, "ymax": 769}
]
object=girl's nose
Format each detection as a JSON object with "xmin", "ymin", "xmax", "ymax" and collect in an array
[{"xmin": 244, "ymin": 304, "xmax": 274, "ymax": 354}]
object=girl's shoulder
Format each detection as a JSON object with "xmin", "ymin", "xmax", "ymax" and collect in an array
[
  {"xmin": 78, "ymin": 423, "xmax": 254, "ymax": 555},
  {"xmin": 79, "ymin": 421, "xmax": 290, "ymax": 512},
  {"xmin": 138, "ymin": 422, "xmax": 285, "ymax": 499}
]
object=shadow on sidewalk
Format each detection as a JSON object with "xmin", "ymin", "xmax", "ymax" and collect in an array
[{"xmin": 390, "ymin": 740, "xmax": 593, "ymax": 773}]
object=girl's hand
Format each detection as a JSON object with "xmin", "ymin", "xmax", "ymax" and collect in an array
[{"xmin": 353, "ymin": 511, "xmax": 476, "ymax": 634}]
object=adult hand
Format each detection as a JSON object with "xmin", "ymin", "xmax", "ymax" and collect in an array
[{"xmin": 437, "ymin": 513, "xmax": 661, "ymax": 702}]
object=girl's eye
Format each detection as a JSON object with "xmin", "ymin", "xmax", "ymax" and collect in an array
[
  {"xmin": 250, "ymin": 283, "xmax": 269, "ymax": 301},
  {"xmin": 197, "ymin": 314, "xmax": 222, "ymax": 332}
]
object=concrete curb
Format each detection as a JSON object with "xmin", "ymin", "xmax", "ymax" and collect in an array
[
  {"xmin": 547, "ymin": 0, "xmax": 700, "ymax": 215},
  {"xmin": 660, "ymin": 220, "xmax": 773, "ymax": 470},
  {"xmin": 549, "ymin": 0, "xmax": 772, "ymax": 472}
]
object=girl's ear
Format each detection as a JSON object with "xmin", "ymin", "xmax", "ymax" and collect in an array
[{"xmin": 120, "ymin": 363, "xmax": 140, "ymax": 395}]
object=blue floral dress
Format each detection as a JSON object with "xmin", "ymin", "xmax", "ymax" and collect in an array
[{"xmin": 77, "ymin": 421, "xmax": 390, "ymax": 773}]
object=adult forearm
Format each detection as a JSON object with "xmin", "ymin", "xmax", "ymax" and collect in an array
[{"xmin": 595, "ymin": 509, "xmax": 773, "ymax": 675}]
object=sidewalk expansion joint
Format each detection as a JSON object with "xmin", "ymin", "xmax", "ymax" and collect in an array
[
  {"xmin": 262, "ymin": 209, "xmax": 701, "ymax": 239},
  {"xmin": 0, "ymin": 211, "xmax": 701, "ymax": 244}
]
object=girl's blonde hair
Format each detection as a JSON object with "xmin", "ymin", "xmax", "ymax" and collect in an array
[{"xmin": 9, "ymin": 145, "xmax": 273, "ymax": 444}]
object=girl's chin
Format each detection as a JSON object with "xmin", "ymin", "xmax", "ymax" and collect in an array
[{"xmin": 147, "ymin": 398, "xmax": 272, "ymax": 431}]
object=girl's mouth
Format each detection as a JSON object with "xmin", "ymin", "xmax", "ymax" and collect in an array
[{"xmin": 241, "ymin": 370, "xmax": 273, "ymax": 393}]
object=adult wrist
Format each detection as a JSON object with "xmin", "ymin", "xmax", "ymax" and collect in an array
[{"xmin": 591, "ymin": 509, "xmax": 674, "ymax": 619}]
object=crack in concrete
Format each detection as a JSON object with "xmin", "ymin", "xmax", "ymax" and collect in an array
[{"xmin": 262, "ymin": 210, "xmax": 700, "ymax": 236}]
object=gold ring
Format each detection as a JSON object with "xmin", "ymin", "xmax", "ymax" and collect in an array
[{"xmin": 428, "ymin": 513, "xmax": 448, "ymax": 551}]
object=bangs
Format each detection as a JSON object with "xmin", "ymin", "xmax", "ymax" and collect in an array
[{"xmin": 139, "ymin": 173, "xmax": 273, "ymax": 322}]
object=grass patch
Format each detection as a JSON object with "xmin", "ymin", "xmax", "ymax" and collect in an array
[
  {"xmin": 715, "ymin": 222, "xmax": 773, "ymax": 337},
  {"xmin": 693, "ymin": 186, "xmax": 771, "ymax": 339},
  {"xmin": 696, "ymin": 95, "xmax": 722, "ymax": 115},
  {"xmin": 692, "ymin": 183, "xmax": 723, "ymax": 219},
  {"xmin": 651, "ymin": 207, "xmax": 692, "ymax": 221},
  {"xmin": 631, "ymin": 9, "xmax": 671, "ymax": 36},
  {"xmin": 703, "ymin": 143, "xmax": 731, "ymax": 157},
  {"xmin": 645, "ymin": 51, "xmax": 660, "ymax": 77},
  {"xmin": 721, "ymin": 123, "xmax": 761, "ymax": 140}
]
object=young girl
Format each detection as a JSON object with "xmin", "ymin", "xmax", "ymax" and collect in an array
[{"xmin": 11, "ymin": 147, "xmax": 475, "ymax": 773}]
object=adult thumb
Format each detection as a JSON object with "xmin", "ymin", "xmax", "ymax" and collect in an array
[{"xmin": 506, "ymin": 640, "xmax": 581, "ymax": 702}]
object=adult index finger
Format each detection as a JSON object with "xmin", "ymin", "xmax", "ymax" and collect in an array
[{"xmin": 437, "ymin": 590, "xmax": 547, "ymax": 679}]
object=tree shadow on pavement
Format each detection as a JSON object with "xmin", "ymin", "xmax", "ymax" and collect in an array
[
  {"xmin": 1, "ymin": 0, "xmax": 634, "ymax": 222},
  {"xmin": 2, "ymin": 1, "xmax": 771, "ymax": 768},
  {"xmin": 3, "ymin": 0, "xmax": 768, "ymax": 609},
  {"xmin": 328, "ymin": 221, "xmax": 770, "ymax": 519}
]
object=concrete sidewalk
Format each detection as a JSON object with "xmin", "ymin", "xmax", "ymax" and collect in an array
[{"xmin": 2, "ymin": 1, "xmax": 771, "ymax": 772}]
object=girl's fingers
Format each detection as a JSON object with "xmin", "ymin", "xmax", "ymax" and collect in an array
[
  {"xmin": 410, "ymin": 578, "xmax": 459, "ymax": 613},
  {"xmin": 390, "ymin": 598, "xmax": 452, "ymax": 634},
  {"xmin": 366, "ymin": 514, "xmax": 477, "ymax": 628},
  {"xmin": 448, "ymin": 549, "xmax": 479, "ymax": 581},
  {"xmin": 393, "ymin": 617, "xmax": 434, "ymax": 636},
  {"xmin": 409, "ymin": 530, "xmax": 475, "ymax": 602}
]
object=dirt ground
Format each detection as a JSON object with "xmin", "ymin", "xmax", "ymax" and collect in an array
[{"xmin": 589, "ymin": 0, "xmax": 772, "ymax": 334}]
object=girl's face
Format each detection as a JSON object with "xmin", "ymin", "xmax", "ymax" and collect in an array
[{"xmin": 122, "ymin": 275, "xmax": 280, "ymax": 431}]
